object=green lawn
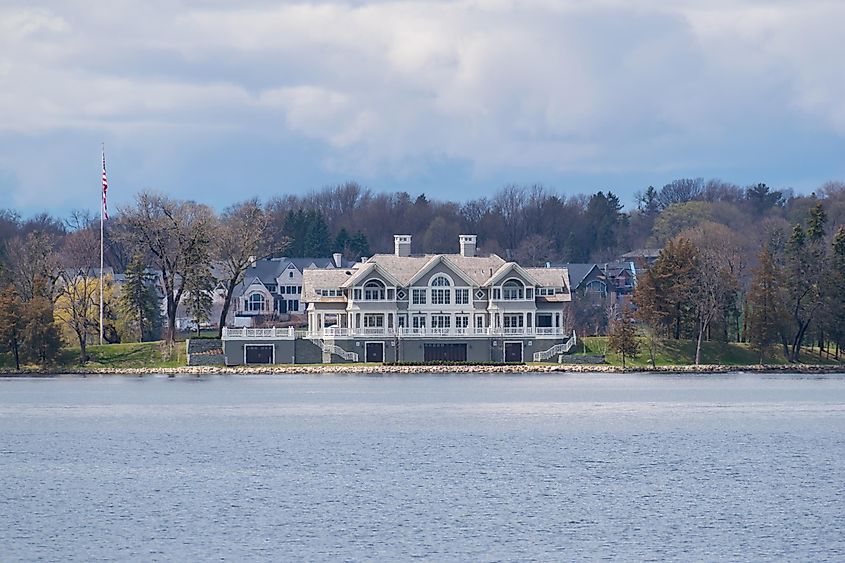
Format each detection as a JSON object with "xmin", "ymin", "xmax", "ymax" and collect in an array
[
  {"xmin": 575, "ymin": 336, "xmax": 842, "ymax": 367},
  {"xmin": 1, "ymin": 341, "xmax": 187, "ymax": 369}
]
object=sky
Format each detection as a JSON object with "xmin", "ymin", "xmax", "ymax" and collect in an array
[{"xmin": 1, "ymin": 0, "xmax": 844, "ymax": 216}]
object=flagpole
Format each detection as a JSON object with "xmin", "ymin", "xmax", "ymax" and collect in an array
[{"xmin": 99, "ymin": 144, "xmax": 105, "ymax": 345}]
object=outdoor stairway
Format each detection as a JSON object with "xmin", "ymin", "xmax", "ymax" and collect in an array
[
  {"xmin": 533, "ymin": 331, "xmax": 577, "ymax": 362},
  {"xmin": 307, "ymin": 337, "xmax": 359, "ymax": 363}
]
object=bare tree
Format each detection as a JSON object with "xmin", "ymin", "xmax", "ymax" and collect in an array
[
  {"xmin": 4, "ymin": 230, "xmax": 59, "ymax": 301},
  {"xmin": 54, "ymin": 228, "xmax": 102, "ymax": 363},
  {"xmin": 657, "ymin": 178, "xmax": 704, "ymax": 209},
  {"xmin": 118, "ymin": 192, "xmax": 216, "ymax": 348},
  {"xmin": 215, "ymin": 199, "xmax": 283, "ymax": 337}
]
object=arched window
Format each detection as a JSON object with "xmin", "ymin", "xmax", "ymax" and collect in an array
[
  {"xmin": 503, "ymin": 279, "xmax": 525, "ymax": 300},
  {"xmin": 247, "ymin": 292, "xmax": 265, "ymax": 312},
  {"xmin": 585, "ymin": 280, "xmax": 607, "ymax": 296},
  {"xmin": 430, "ymin": 275, "xmax": 452, "ymax": 304},
  {"xmin": 364, "ymin": 279, "xmax": 386, "ymax": 300},
  {"xmin": 430, "ymin": 275, "xmax": 451, "ymax": 287}
]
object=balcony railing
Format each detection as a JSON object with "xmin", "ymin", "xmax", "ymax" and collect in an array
[
  {"xmin": 222, "ymin": 326, "xmax": 295, "ymax": 340},
  {"xmin": 306, "ymin": 327, "xmax": 569, "ymax": 338}
]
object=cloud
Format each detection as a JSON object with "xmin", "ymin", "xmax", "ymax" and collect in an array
[{"xmin": 0, "ymin": 0, "xmax": 844, "ymax": 211}]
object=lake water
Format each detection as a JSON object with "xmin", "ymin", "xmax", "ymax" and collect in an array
[{"xmin": 1, "ymin": 373, "xmax": 844, "ymax": 562}]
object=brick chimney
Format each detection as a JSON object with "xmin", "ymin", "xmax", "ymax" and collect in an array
[
  {"xmin": 459, "ymin": 234, "xmax": 477, "ymax": 257},
  {"xmin": 394, "ymin": 235, "xmax": 412, "ymax": 257}
]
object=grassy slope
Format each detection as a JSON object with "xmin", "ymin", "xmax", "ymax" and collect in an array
[
  {"xmin": 577, "ymin": 336, "xmax": 842, "ymax": 367},
  {"xmin": 1, "ymin": 341, "xmax": 187, "ymax": 369}
]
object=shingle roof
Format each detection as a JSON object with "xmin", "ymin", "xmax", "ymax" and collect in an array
[
  {"xmin": 363, "ymin": 253, "xmax": 507, "ymax": 286},
  {"xmin": 524, "ymin": 267, "xmax": 569, "ymax": 287},
  {"xmin": 302, "ymin": 268, "xmax": 357, "ymax": 301},
  {"xmin": 556, "ymin": 263, "xmax": 601, "ymax": 289},
  {"xmin": 302, "ymin": 253, "xmax": 574, "ymax": 303}
]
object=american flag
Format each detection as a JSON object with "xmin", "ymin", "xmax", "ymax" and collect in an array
[{"xmin": 101, "ymin": 149, "xmax": 109, "ymax": 220}]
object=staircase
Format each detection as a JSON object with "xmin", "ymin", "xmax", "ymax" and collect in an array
[
  {"xmin": 533, "ymin": 331, "xmax": 577, "ymax": 362},
  {"xmin": 308, "ymin": 337, "xmax": 359, "ymax": 363}
]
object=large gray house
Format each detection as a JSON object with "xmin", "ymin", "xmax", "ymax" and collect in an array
[{"xmin": 222, "ymin": 235, "xmax": 576, "ymax": 365}]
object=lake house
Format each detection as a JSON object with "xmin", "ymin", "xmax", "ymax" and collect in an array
[{"xmin": 222, "ymin": 235, "xmax": 576, "ymax": 365}]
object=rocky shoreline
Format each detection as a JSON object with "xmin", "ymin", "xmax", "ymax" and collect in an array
[{"xmin": 1, "ymin": 363, "xmax": 844, "ymax": 376}]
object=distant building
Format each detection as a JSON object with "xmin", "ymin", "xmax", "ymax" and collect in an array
[{"xmin": 226, "ymin": 254, "xmax": 351, "ymax": 327}]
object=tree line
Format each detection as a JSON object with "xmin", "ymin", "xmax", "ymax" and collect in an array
[{"xmin": 1, "ymin": 178, "xmax": 844, "ymax": 366}]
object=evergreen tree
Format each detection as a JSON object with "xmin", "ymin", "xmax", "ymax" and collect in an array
[
  {"xmin": 634, "ymin": 238, "xmax": 698, "ymax": 340},
  {"xmin": 638, "ymin": 185, "xmax": 660, "ymax": 216},
  {"xmin": 119, "ymin": 255, "xmax": 160, "ymax": 342},
  {"xmin": 333, "ymin": 228, "xmax": 351, "ymax": 254},
  {"xmin": 0, "ymin": 284, "xmax": 24, "ymax": 369},
  {"xmin": 349, "ymin": 231, "xmax": 371, "ymax": 259},
  {"xmin": 824, "ymin": 227, "xmax": 845, "ymax": 359},
  {"xmin": 608, "ymin": 305, "xmax": 639, "ymax": 368},
  {"xmin": 806, "ymin": 202, "xmax": 827, "ymax": 242},
  {"xmin": 184, "ymin": 265, "xmax": 214, "ymax": 336},
  {"xmin": 747, "ymin": 248, "xmax": 784, "ymax": 363},
  {"xmin": 303, "ymin": 210, "xmax": 331, "ymax": 256},
  {"xmin": 782, "ymin": 211, "xmax": 827, "ymax": 362},
  {"xmin": 585, "ymin": 191, "xmax": 625, "ymax": 256}
]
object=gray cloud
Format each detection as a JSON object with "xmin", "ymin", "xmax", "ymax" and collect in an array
[{"xmin": 1, "ymin": 0, "xmax": 844, "ymax": 210}]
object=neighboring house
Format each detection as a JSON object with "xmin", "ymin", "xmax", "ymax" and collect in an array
[
  {"xmin": 555, "ymin": 262, "xmax": 638, "ymax": 299},
  {"xmin": 558, "ymin": 263, "xmax": 607, "ymax": 296},
  {"xmin": 599, "ymin": 262, "xmax": 637, "ymax": 295},
  {"xmin": 228, "ymin": 254, "xmax": 351, "ymax": 327},
  {"xmin": 243, "ymin": 234, "xmax": 574, "ymax": 364}
]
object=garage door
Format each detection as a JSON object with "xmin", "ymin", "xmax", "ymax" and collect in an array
[
  {"xmin": 245, "ymin": 345, "xmax": 274, "ymax": 364},
  {"xmin": 424, "ymin": 343, "xmax": 468, "ymax": 363},
  {"xmin": 504, "ymin": 342, "xmax": 523, "ymax": 363},
  {"xmin": 365, "ymin": 342, "xmax": 384, "ymax": 363}
]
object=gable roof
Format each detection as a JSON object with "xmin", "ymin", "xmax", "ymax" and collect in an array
[
  {"xmin": 556, "ymin": 263, "xmax": 603, "ymax": 290},
  {"xmin": 485, "ymin": 262, "xmax": 540, "ymax": 287},
  {"xmin": 357, "ymin": 253, "xmax": 507, "ymax": 287},
  {"xmin": 302, "ymin": 268, "xmax": 356, "ymax": 301},
  {"xmin": 341, "ymin": 261, "xmax": 403, "ymax": 288},
  {"xmin": 406, "ymin": 255, "xmax": 478, "ymax": 287}
]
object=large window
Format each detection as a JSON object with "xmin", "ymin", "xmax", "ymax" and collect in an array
[
  {"xmin": 455, "ymin": 315, "xmax": 469, "ymax": 329},
  {"xmin": 431, "ymin": 275, "xmax": 451, "ymax": 305},
  {"xmin": 363, "ymin": 279, "xmax": 386, "ymax": 300},
  {"xmin": 363, "ymin": 314, "xmax": 384, "ymax": 328},
  {"xmin": 503, "ymin": 279, "xmax": 525, "ymax": 300},
  {"xmin": 412, "ymin": 288, "xmax": 427, "ymax": 305},
  {"xmin": 503, "ymin": 314, "xmax": 524, "ymax": 328},
  {"xmin": 246, "ymin": 293, "xmax": 265, "ymax": 312},
  {"xmin": 431, "ymin": 315, "xmax": 451, "ymax": 329},
  {"xmin": 412, "ymin": 315, "xmax": 426, "ymax": 329},
  {"xmin": 455, "ymin": 288, "xmax": 469, "ymax": 305},
  {"xmin": 585, "ymin": 280, "xmax": 607, "ymax": 296},
  {"xmin": 431, "ymin": 289, "xmax": 451, "ymax": 305}
]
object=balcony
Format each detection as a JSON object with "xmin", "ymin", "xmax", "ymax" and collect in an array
[
  {"xmin": 222, "ymin": 326, "xmax": 295, "ymax": 340},
  {"xmin": 306, "ymin": 327, "xmax": 568, "ymax": 338}
]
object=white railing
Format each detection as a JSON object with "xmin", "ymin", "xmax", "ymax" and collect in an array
[
  {"xmin": 222, "ymin": 326, "xmax": 295, "ymax": 340},
  {"xmin": 322, "ymin": 343, "xmax": 359, "ymax": 362},
  {"xmin": 306, "ymin": 335, "xmax": 359, "ymax": 362},
  {"xmin": 533, "ymin": 331, "xmax": 577, "ymax": 362},
  {"xmin": 305, "ymin": 327, "xmax": 569, "ymax": 338}
]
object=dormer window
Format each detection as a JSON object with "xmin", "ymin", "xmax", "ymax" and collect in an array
[
  {"xmin": 502, "ymin": 279, "xmax": 525, "ymax": 300},
  {"xmin": 363, "ymin": 279, "xmax": 386, "ymax": 300}
]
